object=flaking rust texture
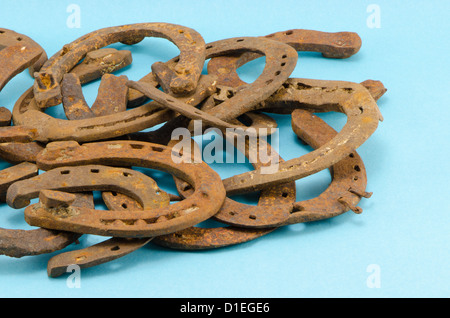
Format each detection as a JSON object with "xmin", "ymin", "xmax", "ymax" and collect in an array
[
  {"xmin": 0, "ymin": 28, "xmax": 47, "ymax": 92},
  {"xmin": 26, "ymin": 140, "xmax": 226, "ymax": 238},
  {"xmin": 33, "ymin": 23, "xmax": 206, "ymax": 108},
  {"xmin": 0, "ymin": 192, "xmax": 93, "ymax": 258},
  {"xmin": 0, "ymin": 23, "xmax": 384, "ymax": 276}
]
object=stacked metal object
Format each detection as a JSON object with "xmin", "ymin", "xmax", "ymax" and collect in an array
[{"xmin": 0, "ymin": 23, "xmax": 385, "ymax": 277}]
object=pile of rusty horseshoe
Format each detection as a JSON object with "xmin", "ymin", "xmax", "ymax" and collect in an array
[{"xmin": 0, "ymin": 23, "xmax": 385, "ymax": 277}]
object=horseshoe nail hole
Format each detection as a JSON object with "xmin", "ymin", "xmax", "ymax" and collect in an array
[
  {"xmin": 206, "ymin": 45, "xmax": 213, "ymax": 49},
  {"xmin": 236, "ymin": 39, "xmax": 245, "ymax": 42},
  {"xmin": 173, "ymin": 57, "xmax": 180, "ymax": 63},
  {"xmin": 281, "ymin": 62, "xmax": 286, "ymax": 67},
  {"xmin": 0, "ymin": 31, "xmax": 4, "ymax": 34},
  {"xmin": 123, "ymin": 172, "xmax": 132, "ymax": 177},
  {"xmin": 282, "ymin": 192, "xmax": 289, "ymax": 198},
  {"xmin": 266, "ymin": 79, "xmax": 273, "ymax": 85},
  {"xmin": 229, "ymin": 212, "xmax": 236, "ymax": 216},
  {"xmin": 111, "ymin": 192, "xmax": 117, "ymax": 196},
  {"xmin": 282, "ymin": 54, "xmax": 287, "ymax": 59},
  {"xmin": 175, "ymin": 233, "xmax": 183, "ymax": 238},
  {"xmin": 16, "ymin": 37, "xmax": 22, "ymax": 41},
  {"xmin": 121, "ymin": 203, "xmax": 128, "ymax": 209},
  {"xmin": 151, "ymin": 146, "xmax": 164, "ymax": 152},
  {"xmin": 130, "ymin": 144, "xmax": 144, "ymax": 149},
  {"xmin": 353, "ymin": 176, "xmax": 359, "ymax": 181},
  {"xmin": 249, "ymin": 215, "xmax": 257, "ymax": 220},
  {"xmin": 275, "ymin": 71, "xmax": 281, "ymax": 76},
  {"xmin": 178, "ymin": 30, "xmax": 184, "ymax": 34},
  {"xmin": 182, "ymin": 184, "xmax": 192, "ymax": 191},
  {"xmin": 285, "ymin": 30, "xmax": 293, "ymax": 35},
  {"xmin": 201, "ymin": 192, "xmax": 208, "ymax": 198},
  {"xmin": 111, "ymin": 246, "xmax": 120, "ymax": 251},
  {"xmin": 166, "ymin": 99, "xmax": 175, "ymax": 103},
  {"xmin": 349, "ymin": 153, "xmax": 355, "ymax": 158},
  {"xmin": 354, "ymin": 165, "xmax": 361, "ymax": 172},
  {"xmin": 60, "ymin": 170, "xmax": 70, "ymax": 175},
  {"xmin": 297, "ymin": 82, "xmax": 313, "ymax": 90},
  {"xmin": 90, "ymin": 169, "xmax": 100, "ymax": 173},
  {"xmin": 359, "ymin": 106, "xmax": 364, "ymax": 113},
  {"xmin": 75, "ymin": 255, "xmax": 87, "ymax": 262}
]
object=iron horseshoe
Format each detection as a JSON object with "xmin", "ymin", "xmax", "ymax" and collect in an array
[{"xmin": 26, "ymin": 140, "xmax": 226, "ymax": 238}]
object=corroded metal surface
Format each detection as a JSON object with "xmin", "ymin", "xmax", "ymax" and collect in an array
[
  {"xmin": 197, "ymin": 87, "xmax": 278, "ymax": 135},
  {"xmin": 207, "ymin": 29, "xmax": 361, "ymax": 88},
  {"xmin": 264, "ymin": 29, "xmax": 361, "ymax": 58},
  {"xmin": 211, "ymin": 85, "xmax": 385, "ymax": 228},
  {"xmin": 193, "ymin": 37, "xmax": 297, "ymax": 124},
  {"xmin": 126, "ymin": 35, "xmax": 298, "ymax": 133},
  {"xmin": 0, "ymin": 25, "xmax": 384, "ymax": 276},
  {"xmin": 174, "ymin": 136, "xmax": 296, "ymax": 227},
  {"xmin": 0, "ymin": 107, "xmax": 12, "ymax": 126},
  {"xmin": 153, "ymin": 138, "xmax": 295, "ymax": 249},
  {"xmin": 0, "ymin": 28, "xmax": 47, "ymax": 92},
  {"xmin": 45, "ymin": 171, "xmax": 170, "ymax": 278},
  {"xmin": 55, "ymin": 55, "xmax": 174, "ymax": 271},
  {"xmin": 0, "ymin": 162, "xmax": 38, "ymax": 201},
  {"xmin": 12, "ymin": 75, "xmax": 216, "ymax": 143},
  {"xmin": 128, "ymin": 36, "xmax": 298, "ymax": 140},
  {"xmin": 288, "ymin": 109, "xmax": 372, "ymax": 222},
  {"xmin": 90, "ymin": 74, "xmax": 129, "ymax": 117},
  {"xmin": 47, "ymin": 189, "xmax": 179, "ymax": 277},
  {"xmin": 0, "ymin": 141, "xmax": 44, "ymax": 163},
  {"xmin": 7, "ymin": 164, "xmax": 170, "ymax": 209},
  {"xmin": 39, "ymin": 190, "xmax": 77, "ymax": 208},
  {"xmin": 222, "ymin": 78, "xmax": 383, "ymax": 195},
  {"xmin": 33, "ymin": 23, "xmax": 206, "ymax": 108},
  {"xmin": 127, "ymin": 79, "xmax": 253, "ymax": 133},
  {"xmin": 69, "ymin": 48, "xmax": 132, "ymax": 85},
  {"xmin": 153, "ymin": 226, "xmax": 274, "ymax": 250},
  {"xmin": 184, "ymin": 78, "xmax": 385, "ymax": 228},
  {"xmin": 0, "ymin": 192, "xmax": 93, "ymax": 258},
  {"xmin": 0, "ymin": 29, "xmax": 46, "ymax": 164},
  {"xmin": 0, "ymin": 126, "xmax": 38, "ymax": 143},
  {"xmin": 47, "ymin": 237, "xmax": 154, "ymax": 277},
  {"xmin": 25, "ymin": 140, "xmax": 226, "ymax": 237},
  {"xmin": 61, "ymin": 73, "xmax": 129, "ymax": 120},
  {"xmin": 61, "ymin": 73, "xmax": 95, "ymax": 120}
]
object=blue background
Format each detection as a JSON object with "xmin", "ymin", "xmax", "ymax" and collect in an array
[{"xmin": 0, "ymin": 0, "xmax": 448, "ymax": 298}]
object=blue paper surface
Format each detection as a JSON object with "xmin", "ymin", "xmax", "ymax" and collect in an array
[{"xmin": 0, "ymin": 0, "xmax": 448, "ymax": 298}]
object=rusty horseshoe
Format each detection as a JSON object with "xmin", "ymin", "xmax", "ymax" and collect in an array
[
  {"xmin": 207, "ymin": 29, "xmax": 361, "ymax": 88},
  {"xmin": 0, "ymin": 28, "xmax": 47, "ymax": 93},
  {"xmin": 221, "ymin": 78, "xmax": 383, "ymax": 195},
  {"xmin": 23, "ymin": 140, "xmax": 226, "ymax": 238},
  {"xmin": 32, "ymin": 23, "xmax": 206, "ymax": 108},
  {"xmin": 0, "ymin": 190, "xmax": 93, "ymax": 258}
]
